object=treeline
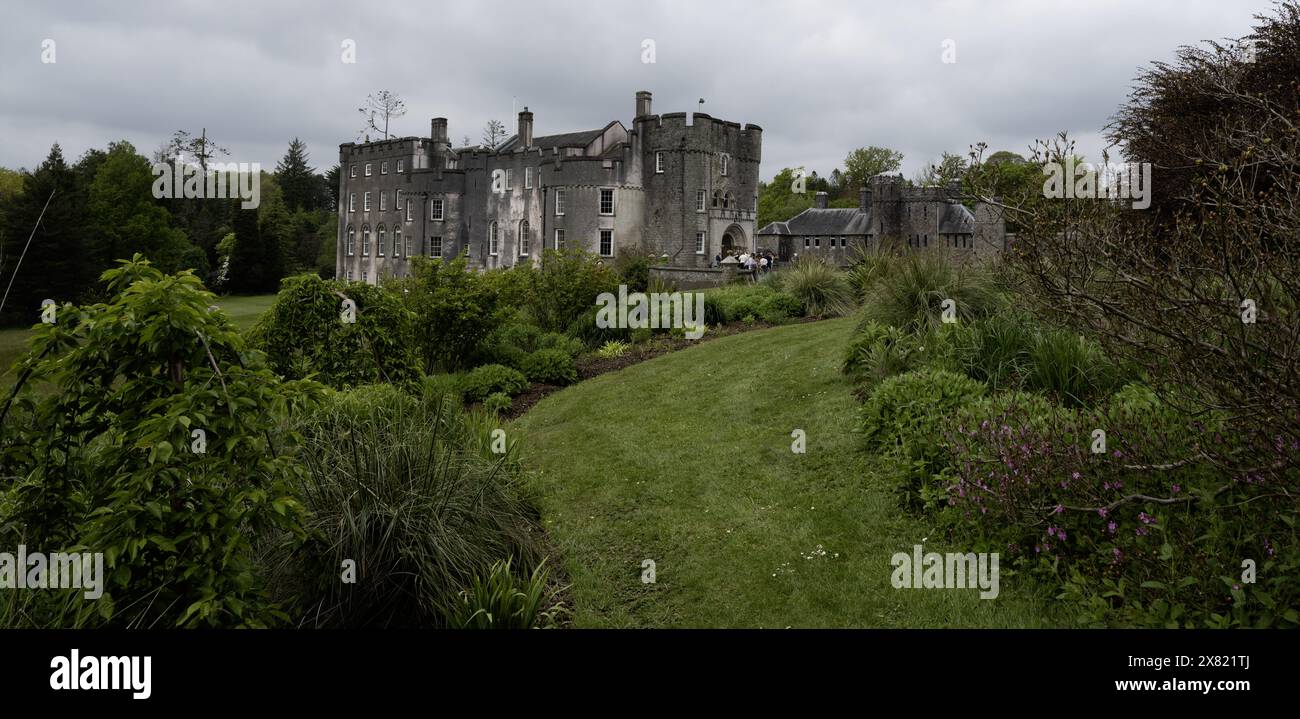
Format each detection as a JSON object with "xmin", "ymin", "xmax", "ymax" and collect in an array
[{"xmin": 0, "ymin": 136, "xmax": 339, "ymax": 326}]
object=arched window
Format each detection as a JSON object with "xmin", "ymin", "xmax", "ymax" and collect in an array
[
  {"xmin": 377, "ymin": 225, "xmax": 386, "ymax": 256},
  {"xmin": 346, "ymin": 225, "xmax": 355, "ymax": 256},
  {"xmin": 489, "ymin": 221, "xmax": 499, "ymax": 256},
  {"xmin": 362, "ymin": 225, "xmax": 371, "ymax": 256},
  {"xmin": 394, "ymin": 227, "xmax": 402, "ymax": 257},
  {"xmin": 724, "ymin": 192, "xmax": 733, "ymax": 209},
  {"xmin": 519, "ymin": 220, "xmax": 530, "ymax": 256},
  {"xmin": 712, "ymin": 190, "xmax": 721, "ymax": 208}
]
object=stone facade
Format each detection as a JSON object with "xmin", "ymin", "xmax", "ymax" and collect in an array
[
  {"xmin": 336, "ymin": 91, "xmax": 762, "ymax": 283},
  {"xmin": 756, "ymin": 174, "xmax": 1008, "ymax": 266}
]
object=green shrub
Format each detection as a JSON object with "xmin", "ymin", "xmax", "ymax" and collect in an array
[
  {"xmin": 858, "ymin": 368, "xmax": 986, "ymax": 507},
  {"xmin": 395, "ymin": 254, "xmax": 504, "ymax": 373},
  {"xmin": 460, "ymin": 364, "xmax": 528, "ymax": 402},
  {"xmin": 536, "ymin": 331, "xmax": 586, "ymax": 357},
  {"xmin": 520, "ymin": 348, "xmax": 578, "ymax": 386},
  {"xmin": 0, "ymin": 256, "xmax": 325, "ymax": 628},
  {"xmin": 483, "ymin": 392, "xmax": 513, "ymax": 415},
  {"xmin": 782, "ymin": 257, "xmax": 855, "ymax": 316},
  {"xmin": 527, "ymin": 248, "xmax": 620, "ymax": 333},
  {"xmin": 704, "ymin": 283, "xmax": 780, "ymax": 323},
  {"xmin": 439, "ymin": 558, "xmax": 567, "ymax": 629},
  {"xmin": 268, "ymin": 385, "xmax": 545, "ymax": 627},
  {"xmin": 420, "ymin": 372, "xmax": 464, "ymax": 404},
  {"xmin": 842, "ymin": 321, "xmax": 933, "ymax": 391},
  {"xmin": 613, "ymin": 249, "xmax": 654, "ymax": 293},
  {"xmin": 630, "ymin": 326, "xmax": 654, "ymax": 344},
  {"xmin": 250, "ymin": 273, "xmax": 420, "ymax": 389},
  {"xmin": 760, "ymin": 292, "xmax": 805, "ymax": 323},
  {"xmin": 936, "ymin": 311, "xmax": 1037, "ymax": 391},
  {"xmin": 860, "ymin": 250, "xmax": 1003, "ymax": 332},
  {"xmin": 565, "ymin": 305, "xmax": 631, "ymax": 346}
]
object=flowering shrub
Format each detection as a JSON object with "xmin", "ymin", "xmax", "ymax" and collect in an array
[{"xmin": 941, "ymin": 385, "xmax": 1300, "ymax": 627}]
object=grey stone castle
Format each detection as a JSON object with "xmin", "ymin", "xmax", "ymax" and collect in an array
[
  {"xmin": 336, "ymin": 91, "xmax": 762, "ymax": 283},
  {"xmin": 756, "ymin": 174, "xmax": 1008, "ymax": 266}
]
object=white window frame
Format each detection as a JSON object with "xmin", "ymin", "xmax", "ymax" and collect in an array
[
  {"xmin": 395, "ymin": 228, "xmax": 403, "ymax": 257},
  {"xmin": 555, "ymin": 189, "xmax": 565, "ymax": 216},
  {"xmin": 348, "ymin": 193, "xmax": 356, "ymax": 212},
  {"xmin": 655, "ymin": 152, "xmax": 664, "ymax": 173},
  {"xmin": 519, "ymin": 221, "xmax": 530, "ymax": 256},
  {"xmin": 365, "ymin": 162, "xmax": 372, "ymax": 177},
  {"xmin": 381, "ymin": 161, "xmax": 388, "ymax": 175},
  {"xmin": 525, "ymin": 167, "xmax": 533, "ymax": 189},
  {"xmin": 395, "ymin": 189, "xmax": 402, "ymax": 210},
  {"xmin": 379, "ymin": 192, "xmax": 387, "ymax": 212},
  {"xmin": 599, "ymin": 229, "xmax": 613, "ymax": 257},
  {"xmin": 378, "ymin": 226, "xmax": 386, "ymax": 257},
  {"xmin": 396, "ymin": 159, "xmax": 405, "ymax": 173},
  {"xmin": 696, "ymin": 189, "xmax": 706, "ymax": 212},
  {"xmin": 406, "ymin": 203, "xmax": 413, "ymax": 222},
  {"xmin": 363, "ymin": 192, "xmax": 371, "ymax": 211},
  {"xmin": 362, "ymin": 226, "xmax": 371, "ymax": 256},
  {"xmin": 405, "ymin": 234, "xmax": 413, "ymax": 257},
  {"xmin": 599, "ymin": 187, "xmax": 614, "ymax": 216},
  {"xmin": 430, "ymin": 236, "xmax": 443, "ymax": 258},
  {"xmin": 695, "ymin": 231, "xmax": 706, "ymax": 254},
  {"xmin": 430, "ymin": 198, "xmax": 444, "ymax": 221},
  {"xmin": 506, "ymin": 168, "xmax": 513, "ymax": 190},
  {"xmin": 554, "ymin": 228, "xmax": 565, "ymax": 250},
  {"xmin": 346, "ymin": 226, "xmax": 355, "ymax": 255},
  {"xmin": 489, "ymin": 221, "xmax": 499, "ymax": 256},
  {"xmin": 349, "ymin": 164, "xmax": 357, "ymax": 178},
  {"xmin": 720, "ymin": 153, "xmax": 729, "ymax": 176}
]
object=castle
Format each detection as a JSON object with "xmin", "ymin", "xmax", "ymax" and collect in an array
[
  {"xmin": 755, "ymin": 175, "xmax": 1008, "ymax": 266},
  {"xmin": 336, "ymin": 91, "xmax": 762, "ymax": 283}
]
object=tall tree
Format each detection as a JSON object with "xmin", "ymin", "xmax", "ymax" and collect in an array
[
  {"xmin": 0, "ymin": 144, "xmax": 89, "ymax": 325},
  {"xmin": 842, "ymin": 146, "xmax": 904, "ymax": 193},
  {"xmin": 481, "ymin": 120, "xmax": 507, "ymax": 150},
  {"xmin": 85, "ymin": 141, "xmax": 192, "ymax": 275},
  {"xmin": 225, "ymin": 197, "xmax": 282, "ymax": 294},
  {"xmin": 358, "ymin": 90, "xmax": 406, "ymax": 140},
  {"xmin": 913, "ymin": 151, "xmax": 968, "ymax": 187},
  {"xmin": 275, "ymin": 138, "xmax": 319, "ymax": 213}
]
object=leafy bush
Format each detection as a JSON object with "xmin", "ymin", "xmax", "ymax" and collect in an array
[
  {"xmin": 396, "ymin": 254, "xmax": 504, "ymax": 372},
  {"xmin": 267, "ymin": 385, "xmax": 545, "ymax": 627},
  {"xmin": 565, "ymin": 304, "xmax": 631, "ymax": 347},
  {"xmin": 0, "ymin": 256, "xmax": 324, "ymax": 628},
  {"xmin": 935, "ymin": 311, "xmax": 1037, "ymax": 391},
  {"xmin": 250, "ymin": 273, "xmax": 420, "ymax": 389},
  {"xmin": 613, "ymin": 249, "xmax": 654, "ymax": 293},
  {"xmin": 439, "ymin": 557, "xmax": 567, "ymax": 629},
  {"xmin": 483, "ymin": 392, "xmax": 513, "ymax": 415},
  {"xmin": 596, "ymin": 340, "xmax": 630, "ymax": 359},
  {"xmin": 536, "ymin": 331, "xmax": 586, "ymax": 357},
  {"xmin": 459, "ymin": 364, "xmax": 528, "ymax": 403},
  {"xmin": 760, "ymin": 292, "xmax": 805, "ymax": 323},
  {"xmin": 782, "ymin": 257, "xmax": 855, "ymax": 316},
  {"xmin": 858, "ymin": 368, "xmax": 986, "ymax": 507},
  {"xmin": 520, "ymin": 348, "xmax": 578, "ymax": 386},
  {"xmin": 526, "ymin": 248, "xmax": 620, "ymax": 333},
  {"xmin": 704, "ymin": 283, "xmax": 787, "ymax": 323},
  {"xmin": 419, "ymin": 372, "xmax": 464, "ymax": 404},
  {"xmin": 843, "ymin": 321, "xmax": 933, "ymax": 391},
  {"xmin": 860, "ymin": 250, "xmax": 1003, "ymax": 333}
]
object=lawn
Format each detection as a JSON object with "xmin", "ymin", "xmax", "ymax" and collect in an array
[
  {"xmin": 516, "ymin": 317, "xmax": 1059, "ymax": 628},
  {"xmin": 0, "ymin": 293, "xmax": 276, "ymax": 386}
]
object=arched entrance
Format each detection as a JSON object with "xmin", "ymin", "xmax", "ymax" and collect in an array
[{"xmin": 721, "ymin": 224, "xmax": 747, "ymax": 256}]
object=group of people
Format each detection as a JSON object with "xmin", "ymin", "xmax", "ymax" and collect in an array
[{"xmin": 713, "ymin": 249, "xmax": 776, "ymax": 279}]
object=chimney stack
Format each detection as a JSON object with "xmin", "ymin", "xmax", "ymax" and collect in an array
[
  {"xmin": 635, "ymin": 90, "xmax": 653, "ymax": 118},
  {"xmin": 517, "ymin": 107, "xmax": 534, "ymax": 149},
  {"xmin": 430, "ymin": 118, "xmax": 448, "ymax": 143},
  {"xmin": 860, "ymin": 186, "xmax": 872, "ymax": 212},
  {"xmin": 814, "ymin": 191, "xmax": 828, "ymax": 209}
]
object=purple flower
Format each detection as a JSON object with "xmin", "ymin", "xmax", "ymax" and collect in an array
[
  {"xmin": 1054, "ymin": 504, "xmax": 1064, "ymax": 514},
  {"xmin": 1171, "ymin": 484, "xmax": 1181, "ymax": 494},
  {"xmin": 1097, "ymin": 507, "xmax": 1109, "ymax": 518},
  {"xmin": 1107, "ymin": 521, "xmax": 1117, "ymax": 534}
]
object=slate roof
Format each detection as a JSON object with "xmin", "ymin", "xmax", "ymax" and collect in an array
[
  {"xmin": 938, "ymin": 203, "xmax": 976, "ymax": 234},
  {"xmin": 496, "ymin": 128, "xmax": 607, "ymax": 153},
  {"xmin": 757, "ymin": 208, "xmax": 871, "ymax": 236}
]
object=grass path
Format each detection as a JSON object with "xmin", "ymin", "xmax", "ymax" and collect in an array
[{"xmin": 516, "ymin": 317, "xmax": 1056, "ymax": 627}]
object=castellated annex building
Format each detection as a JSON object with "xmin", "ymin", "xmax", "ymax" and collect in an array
[{"xmin": 336, "ymin": 91, "xmax": 762, "ymax": 283}]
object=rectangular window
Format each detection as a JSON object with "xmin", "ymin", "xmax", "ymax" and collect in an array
[
  {"xmin": 365, "ymin": 163, "xmax": 372, "ymax": 177},
  {"xmin": 430, "ymin": 236, "xmax": 442, "ymax": 258},
  {"xmin": 430, "ymin": 198, "xmax": 444, "ymax": 221},
  {"xmin": 814, "ymin": 237, "xmax": 821, "ymax": 248},
  {"xmin": 720, "ymin": 154, "xmax": 729, "ymax": 176},
  {"xmin": 395, "ymin": 189, "xmax": 402, "ymax": 210},
  {"xmin": 599, "ymin": 188, "xmax": 614, "ymax": 215},
  {"xmin": 599, "ymin": 229, "xmax": 613, "ymax": 257},
  {"xmin": 520, "ymin": 224, "xmax": 530, "ymax": 255},
  {"xmin": 379, "ymin": 192, "xmax": 387, "ymax": 212},
  {"xmin": 555, "ymin": 189, "xmax": 565, "ymax": 216},
  {"xmin": 506, "ymin": 168, "xmax": 513, "ymax": 190},
  {"xmin": 405, "ymin": 235, "xmax": 412, "ymax": 257},
  {"xmin": 804, "ymin": 237, "xmax": 810, "ymax": 248},
  {"xmin": 346, "ymin": 269, "xmax": 352, "ymax": 280},
  {"xmin": 655, "ymin": 152, "xmax": 664, "ymax": 173},
  {"xmin": 695, "ymin": 231, "xmax": 705, "ymax": 254},
  {"xmin": 525, "ymin": 167, "xmax": 533, "ymax": 189},
  {"xmin": 362, "ymin": 270, "xmax": 368, "ymax": 283},
  {"xmin": 554, "ymin": 229, "xmax": 565, "ymax": 250},
  {"xmin": 349, "ymin": 165, "xmax": 357, "ymax": 178},
  {"xmin": 489, "ymin": 223, "xmax": 499, "ymax": 256},
  {"xmin": 396, "ymin": 159, "xmax": 404, "ymax": 173},
  {"xmin": 381, "ymin": 161, "xmax": 388, "ymax": 175},
  {"xmin": 696, "ymin": 189, "xmax": 706, "ymax": 212},
  {"xmin": 406, "ymin": 203, "xmax": 413, "ymax": 222},
  {"xmin": 348, "ymin": 193, "xmax": 356, "ymax": 212},
  {"xmin": 363, "ymin": 192, "xmax": 371, "ymax": 211}
]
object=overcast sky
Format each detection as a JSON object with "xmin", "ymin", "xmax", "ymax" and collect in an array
[{"xmin": 0, "ymin": 0, "xmax": 1268, "ymax": 182}]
